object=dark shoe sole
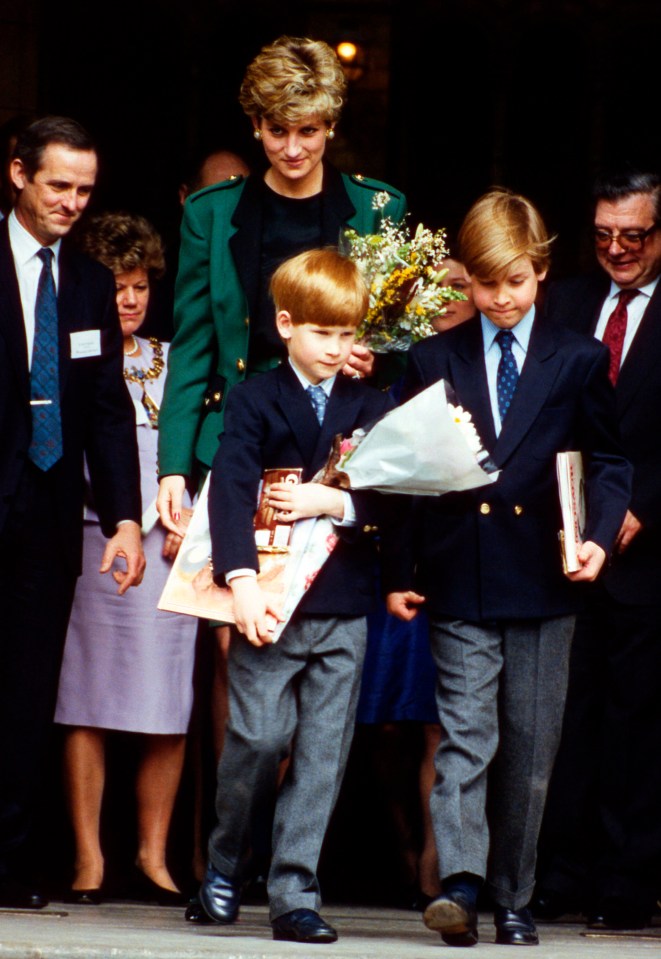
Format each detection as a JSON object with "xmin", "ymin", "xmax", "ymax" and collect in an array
[
  {"xmin": 495, "ymin": 930, "xmax": 539, "ymax": 946},
  {"xmin": 273, "ymin": 929, "xmax": 337, "ymax": 943},
  {"xmin": 424, "ymin": 899, "xmax": 478, "ymax": 946}
]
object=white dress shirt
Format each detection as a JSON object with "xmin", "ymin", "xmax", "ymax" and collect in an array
[
  {"xmin": 8, "ymin": 209, "xmax": 61, "ymax": 369},
  {"xmin": 594, "ymin": 277, "xmax": 660, "ymax": 367}
]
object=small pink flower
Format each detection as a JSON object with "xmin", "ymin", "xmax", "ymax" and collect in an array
[
  {"xmin": 339, "ymin": 439, "xmax": 355, "ymax": 456},
  {"xmin": 326, "ymin": 534, "xmax": 339, "ymax": 553}
]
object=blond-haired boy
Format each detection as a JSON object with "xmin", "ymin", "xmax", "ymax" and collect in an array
[{"xmin": 385, "ymin": 190, "xmax": 631, "ymax": 947}]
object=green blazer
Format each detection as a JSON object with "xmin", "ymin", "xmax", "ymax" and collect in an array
[{"xmin": 158, "ymin": 164, "xmax": 407, "ymax": 478}]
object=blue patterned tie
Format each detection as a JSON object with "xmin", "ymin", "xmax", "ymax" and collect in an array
[
  {"xmin": 307, "ymin": 384, "xmax": 328, "ymax": 424},
  {"xmin": 495, "ymin": 329, "xmax": 519, "ymax": 424},
  {"xmin": 29, "ymin": 248, "xmax": 63, "ymax": 470}
]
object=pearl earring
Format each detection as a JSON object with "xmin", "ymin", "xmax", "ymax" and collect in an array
[
  {"xmin": 253, "ymin": 129, "xmax": 262, "ymax": 140},
  {"xmin": 326, "ymin": 129, "xmax": 335, "ymax": 140}
]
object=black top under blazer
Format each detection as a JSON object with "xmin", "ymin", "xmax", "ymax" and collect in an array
[
  {"xmin": 381, "ymin": 314, "xmax": 632, "ymax": 622},
  {"xmin": 209, "ymin": 362, "xmax": 393, "ymax": 617}
]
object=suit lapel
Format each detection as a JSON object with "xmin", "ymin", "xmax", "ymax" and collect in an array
[
  {"xmin": 492, "ymin": 318, "xmax": 562, "ymax": 467},
  {"xmin": 229, "ymin": 176, "xmax": 262, "ymax": 322},
  {"xmin": 0, "ymin": 221, "xmax": 30, "ymax": 401},
  {"xmin": 448, "ymin": 320, "xmax": 497, "ymax": 452},
  {"xmin": 55, "ymin": 240, "xmax": 79, "ymax": 397},
  {"xmin": 320, "ymin": 164, "xmax": 355, "ymax": 246},
  {"xmin": 616, "ymin": 283, "xmax": 661, "ymax": 414},
  {"xmin": 275, "ymin": 364, "xmax": 323, "ymax": 471},
  {"xmin": 311, "ymin": 375, "xmax": 362, "ymax": 472}
]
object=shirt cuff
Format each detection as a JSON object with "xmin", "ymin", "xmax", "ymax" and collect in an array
[
  {"xmin": 333, "ymin": 491, "xmax": 357, "ymax": 527},
  {"xmin": 225, "ymin": 568, "xmax": 257, "ymax": 583}
]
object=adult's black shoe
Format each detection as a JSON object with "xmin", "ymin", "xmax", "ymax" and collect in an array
[
  {"xmin": 272, "ymin": 908, "xmax": 338, "ymax": 943},
  {"xmin": 198, "ymin": 863, "xmax": 241, "ymax": 924},
  {"xmin": 530, "ymin": 889, "xmax": 580, "ymax": 920},
  {"xmin": 423, "ymin": 892, "xmax": 479, "ymax": 947},
  {"xmin": 184, "ymin": 895, "xmax": 214, "ymax": 924},
  {"xmin": 597, "ymin": 897, "xmax": 650, "ymax": 931},
  {"xmin": 63, "ymin": 888, "xmax": 102, "ymax": 906},
  {"xmin": 0, "ymin": 879, "xmax": 48, "ymax": 910},
  {"xmin": 494, "ymin": 905, "xmax": 539, "ymax": 945}
]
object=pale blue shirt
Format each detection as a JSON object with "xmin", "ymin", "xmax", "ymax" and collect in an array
[{"xmin": 481, "ymin": 306, "xmax": 535, "ymax": 436}]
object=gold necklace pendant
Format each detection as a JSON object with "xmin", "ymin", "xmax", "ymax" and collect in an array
[{"xmin": 123, "ymin": 338, "xmax": 164, "ymax": 428}]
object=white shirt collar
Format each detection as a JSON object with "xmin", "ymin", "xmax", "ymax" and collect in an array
[
  {"xmin": 8, "ymin": 208, "xmax": 61, "ymax": 265},
  {"xmin": 288, "ymin": 358, "xmax": 336, "ymax": 395},
  {"xmin": 607, "ymin": 275, "xmax": 659, "ymax": 301}
]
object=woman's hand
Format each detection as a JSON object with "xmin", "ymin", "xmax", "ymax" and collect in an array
[
  {"xmin": 342, "ymin": 343, "xmax": 375, "ymax": 379},
  {"xmin": 157, "ymin": 475, "xmax": 188, "ymax": 535},
  {"xmin": 162, "ymin": 507, "xmax": 194, "ymax": 561}
]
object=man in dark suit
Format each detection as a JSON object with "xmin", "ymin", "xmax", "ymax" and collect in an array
[
  {"xmin": 0, "ymin": 116, "xmax": 145, "ymax": 908},
  {"xmin": 535, "ymin": 170, "xmax": 661, "ymax": 930}
]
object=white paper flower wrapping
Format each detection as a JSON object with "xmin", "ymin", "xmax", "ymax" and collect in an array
[{"xmin": 335, "ymin": 380, "xmax": 498, "ymax": 495}]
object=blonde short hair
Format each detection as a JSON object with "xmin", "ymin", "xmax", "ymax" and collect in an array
[
  {"xmin": 79, "ymin": 212, "xmax": 165, "ymax": 279},
  {"xmin": 458, "ymin": 188, "xmax": 553, "ymax": 278},
  {"xmin": 239, "ymin": 36, "xmax": 347, "ymax": 125},
  {"xmin": 270, "ymin": 248, "xmax": 368, "ymax": 328}
]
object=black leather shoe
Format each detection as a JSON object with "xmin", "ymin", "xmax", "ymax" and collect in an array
[
  {"xmin": 272, "ymin": 909, "xmax": 338, "ymax": 943},
  {"xmin": 598, "ymin": 898, "xmax": 650, "ymax": 930},
  {"xmin": 494, "ymin": 906, "xmax": 539, "ymax": 945},
  {"xmin": 530, "ymin": 889, "xmax": 579, "ymax": 920},
  {"xmin": 184, "ymin": 894, "xmax": 214, "ymax": 924},
  {"xmin": 131, "ymin": 868, "xmax": 186, "ymax": 906},
  {"xmin": 423, "ymin": 892, "xmax": 479, "ymax": 947},
  {"xmin": 0, "ymin": 878, "xmax": 48, "ymax": 910},
  {"xmin": 198, "ymin": 863, "xmax": 241, "ymax": 924},
  {"xmin": 63, "ymin": 888, "xmax": 102, "ymax": 905}
]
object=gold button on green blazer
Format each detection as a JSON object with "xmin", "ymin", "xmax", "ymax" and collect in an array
[{"xmin": 158, "ymin": 163, "xmax": 407, "ymax": 481}]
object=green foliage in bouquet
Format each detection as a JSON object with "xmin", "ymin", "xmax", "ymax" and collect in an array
[{"xmin": 342, "ymin": 192, "xmax": 468, "ymax": 352}]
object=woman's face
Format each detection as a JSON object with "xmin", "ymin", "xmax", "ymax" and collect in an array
[
  {"xmin": 255, "ymin": 115, "xmax": 330, "ymax": 193},
  {"xmin": 115, "ymin": 267, "xmax": 150, "ymax": 339},
  {"xmin": 431, "ymin": 258, "xmax": 476, "ymax": 332}
]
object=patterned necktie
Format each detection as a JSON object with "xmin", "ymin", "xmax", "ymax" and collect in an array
[
  {"xmin": 29, "ymin": 248, "xmax": 63, "ymax": 470},
  {"xmin": 602, "ymin": 288, "xmax": 639, "ymax": 385},
  {"xmin": 495, "ymin": 329, "xmax": 519, "ymax": 424},
  {"xmin": 307, "ymin": 384, "xmax": 328, "ymax": 424}
]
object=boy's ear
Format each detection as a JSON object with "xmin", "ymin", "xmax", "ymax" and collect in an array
[
  {"xmin": 536, "ymin": 269, "xmax": 548, "ymax": 283},
  {"xmin": 275, "ymin": 310, "xmax": 293, "ymax": 340}
]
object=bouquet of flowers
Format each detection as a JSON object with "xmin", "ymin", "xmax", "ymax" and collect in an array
[
  {"xmin": 341, "ymin": 192, "xmax": 468, "ymax": 352},
  {"xmin": 317, "ymin": 380, "xmax": 498, "ymax": 495}
]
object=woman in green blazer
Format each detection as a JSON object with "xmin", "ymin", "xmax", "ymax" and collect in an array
[{"xmin": 157, "ymin": 35, "xmax": 406, "ymax": 531}]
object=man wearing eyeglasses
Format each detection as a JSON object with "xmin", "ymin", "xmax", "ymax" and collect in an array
[{"xmin": 534, "ymin": 170, "xmax": 661, "ymax": 932}]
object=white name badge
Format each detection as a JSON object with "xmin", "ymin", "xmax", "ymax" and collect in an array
[{"xmin": 70, "ymin": 329, "xmax": 101, "ymax": 358}]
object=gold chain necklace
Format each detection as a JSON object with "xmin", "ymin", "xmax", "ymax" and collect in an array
[{"xmin": 123, "ymin": 337, "xmax": 164, "ymax": 428}]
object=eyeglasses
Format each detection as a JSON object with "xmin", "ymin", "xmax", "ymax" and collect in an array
[{"xmin": 593, "ymin": 223, "xmax": 659, "ymax": 251}]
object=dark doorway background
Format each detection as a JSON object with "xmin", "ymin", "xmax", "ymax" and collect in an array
[
  {"xmin": 30, "ymin": 0, "xmax": 661, "ymax": 280},
  {"xmin": 9, "ymin": 0, "xmax": 661, "ymax": 900}
]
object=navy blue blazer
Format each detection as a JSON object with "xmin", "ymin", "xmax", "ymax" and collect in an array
[
  {"xmin": 545, "ymin": 275, "xmax": 661, "ymax": 604},
  {"xmin": 0, "ymin": 220, "xmax": 142, "ymax": 571},
  {"xmin": 209, "ymin": 362, "xmax": 393, "ymax": 617},
  {"xmin": 382, "ymin": 314, "xmax": 632, "ymax": 621}
]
